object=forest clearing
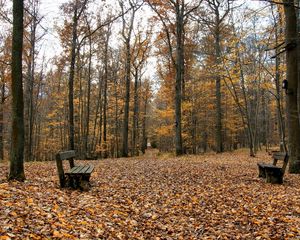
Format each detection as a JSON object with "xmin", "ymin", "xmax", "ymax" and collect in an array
[
  {"xmin": 1, "ymin": 150, "xmax": 300, "ymax": 239},
  {"xmin": 3, "ymin": 0, "xmax": 300, "ymax": 239}
]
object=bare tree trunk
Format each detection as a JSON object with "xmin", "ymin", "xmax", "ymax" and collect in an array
[
  {"xmin": 91, "ymin": 71, "xmax": 102, "ymax": 155},
  {"xmin": 68, "ymin": 3, "xmax": 78, "ymax": 167},
  {"xmin": 0, "ymin": 83, "xmax": 5, "ymax": 160},
  {"xmin": 24, "ymin": 0, "xmax": 42, "ymax": 162},
  {"xmin": 113, "ymin": 62, "xmax": 121, "ymax": 158},
  {"xmin": 141, "ymin": 89, "xmax": 148, "ymax": 154},
  {"xmin": 272, "ymin": 6, "xmax": 286, "ymax": 152},
  {"xmin": 174, "ymin": 2, "xmax": 184, "ymax": 156},
  {"xmin": 9, "ymin": 0, "xmax": 25, "ymax": 181},
  {"xmin": 283, "ymin": 0, "xmax": 300, "ymax": 173},
  {"xmin": 121, "ymin": 38, "xmax": 132, "ymax": 157},
  {"xmin": 102, "ymin": 28, "xmax": 111, "ymax": 158},
  {"xmin": 120, "ymin": 1, "xmax": 136, "ymax": 157},
  {"xmin": 132, "ymin": 70, "xmax": 139, "ymax": 156},
  {"xmin": 84, "ymin": 32, "xmax": 92, "ymax": 157},
  {"xmin": 215, "ymin": 25, "xmax": 223, "ymax": 153}
]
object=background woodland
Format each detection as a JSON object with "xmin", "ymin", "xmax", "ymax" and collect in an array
[{"xmin": 0, "ymin": 0, "xmax": 295, "ymax": 164}]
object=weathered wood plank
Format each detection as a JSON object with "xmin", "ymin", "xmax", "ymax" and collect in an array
[
  {"xmin": 66, "ymin": 165, "xmax": 94, "ymax": 175},
  {"xmin": 73, "ymin": 165, "xmax": 89, "ymax": 174},
  {"xmin": 84, "ymin": 165, "xmax": 94, "ymax": 174},
  {"xmin": 65, "ymin": 165, "xmax": 81, "ymax": 174},
  {"xmin": 56, "ymin": 150, "xmax": 76, "ymax": 160},
  {"xmin": 55, "ymin": 154, "xmax": 65, "ymax": 187},
  {"xmin": 273, "ymin": 152, "xmax": 286, "ymax": 160}
]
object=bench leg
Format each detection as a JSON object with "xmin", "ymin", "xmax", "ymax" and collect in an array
[
  {"xmin": 65, "ymin": 175, "xmax": 80, "ymax": 189},
  {"xmin": 265, "ymin": 169, "xmax": 283, "ymax": 184},
  {"xmin": 258, "ymin": 165, "xmax": 266, "ymax": 178},
  {"xmin": 80, "ymin": 180, "xmax": 91, "ymax": 191},
  {"xmin": 65, "ymin": 174, "xmax": 92, "ymax": 191}
]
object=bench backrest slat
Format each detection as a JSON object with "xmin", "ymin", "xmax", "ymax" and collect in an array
[
  {"xmin": 56, "ymin": 150, "xmax": 76, "ymax": 160},
  {"xmin": 281, "ymin": 154, "xmax": 289, "ymax": 175},
  {"xmin": 273, "ymin": 152, "xmax": 286, "ymax": 160}
]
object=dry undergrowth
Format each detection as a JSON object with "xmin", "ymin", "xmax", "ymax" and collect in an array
[{"xmin": 0, "ymin": 150, "xmax": 300, "ymax": 239}]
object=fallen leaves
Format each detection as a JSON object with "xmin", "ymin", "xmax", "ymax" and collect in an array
[{"xmin": 0, "ymin": 150, "xmax": 300, "ymax": 239}]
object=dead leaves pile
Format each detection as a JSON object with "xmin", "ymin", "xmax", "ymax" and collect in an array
[{"xmin": 0, "ymin": 150, "xmax": 300, "ymax": 239}]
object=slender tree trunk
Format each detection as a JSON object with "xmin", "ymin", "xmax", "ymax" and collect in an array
[
  {"xmin": 122, "ymin": 39, "xmax": 131, "ymax": 157},
  {"xmin": 67, "ymin": 3, "xmax": 79, "ymax": 168},
  {"xmin": 275, "ymin": 49, "xmax": 286, "ymax": 152},
  {"xmin": 0, "ymin": 83, "xmax": 5, "ymax": 160},
  {"xmin": 9, "ymin": 0, "xmax": 25, "ymax": 181},
  {"xmin": 91, "ymin": 71, "xmax": 102, "ymax": 155},
  {"xmin": 84, "ymin": 35, "xmax": 92, "ymax": 157},
  {"xmin": 25, "ymin": 15, "xmax": 37, "ymax": 162},
  {"xmin": 175, "ymin": 4, "xmax": 184, "ymax": 156},
  {"xmin": 103, "ymin": 30, "xmax": 110, "ymax": 158},
  {"xmin": 114, "ymin": 71, "xmax": 120, "ymax": 158},
  {"xmin": 272, "ymin": 6, "xmax": 286, "ymax": 151},
  {"xmin": 97, "ymin": 84, "xmax": 103, "ymax": 157},
  {"xmin": 132, "ymin": 69, "xmax": 139, "ymax": 156},
  {"xmin": 284, "ymin": 0, "xmax": 300, "ymax": 173},
  {"xmin": 215, "ymin": 22, "xmax": 223, "ymax": 153},
  {"xmin": 141, "ymin": 91, "xmax": 148, "ymax": 154}
]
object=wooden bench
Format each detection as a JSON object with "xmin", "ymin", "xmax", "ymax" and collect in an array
[
  {"xmin": 56, "ymin": 150, "xmax": 94, "ymax": 190},
  {"xmin": 257, "ymin": 152, "xmax": 289, "ymax": 184}
]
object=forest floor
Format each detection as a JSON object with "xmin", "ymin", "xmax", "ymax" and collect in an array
[{"xmin": 0, "ymin": 150, "xmax": 300, "ymax": 239}]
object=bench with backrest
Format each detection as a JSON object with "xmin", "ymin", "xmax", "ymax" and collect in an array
[
  {"xmin": 257, "ymin": 152, "xmax": 289, "ymax": 184},
  {"xmin": 56, "ymin": 150, "xmax": 94, "ymax": 190}
]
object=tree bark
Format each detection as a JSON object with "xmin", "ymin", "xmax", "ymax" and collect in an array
[
  {"xmin": 141, "ymin": 87, "xmax": 148, "ymax": 154},
  {"xmin": 174, "ymin": 2, "xmax": 184, "ymax": 156},
  {"xmin": 120, "ymin": 1, "xmax": 136, "ymax": 157},
  {"xmin": 68, "ymin": 3, "xmax": 78, "ymax": 158},
  {"xmin": 102, "ymin": 28, "xmax": 110, "ymax": 158},
  {"xmin": 9, "ymin": 0, "xmax": 25, "ymax": 181},
  {"xmin": 283, "ymin": 0, "xmax": 300, "ymax": 173},
  {"xmin": 0, "ymin": 83, "xmax": 5, "ymax": 160},
  {"xmin": 215, "ymin": 24, "xmax": 223, "ymax": 153},
  {"xmin": 84, "ymin": 30, "xmax": 92, "ymax": 158},
  {"xmin": 24, "ymin": 2, "xmax": 39, "ymax": 162}
]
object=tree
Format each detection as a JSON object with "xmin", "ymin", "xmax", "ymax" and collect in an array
[
  {"xmin": 131, "ymin": 26, "xmax": 151, "ymax": 156},
  {"xmin": 119, "ymin": 0, "xmax": 141, "ymax": 157},
  {"xmin": 282, "ymin": 0, "xmax": 300, "ymax": 173},
  {"xmin": 199, "ymin": 0, "xmax": 232, "ymax": 153},
  {"xmin": 63, "ymin": 0, "xmax": 87, "ymax": 159},
  {"xmin": 9, "ymin": 0, "xmax": 25, "ymax": 181},
  {"xmin": 24, "ymin": 0, "xmax": 45, "ymax": 161},
  {"xmin": 147, "ymin": 0, "xmax": 200, "ymax": 156}
]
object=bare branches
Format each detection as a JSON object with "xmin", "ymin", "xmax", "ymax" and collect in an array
[
  {"xmin": 147, "ymin": 2, "xmax": 176, "ymax": 65},
  {"xmin": 258, "ymin": 0, "xmax": 300, "ymax": 9}
]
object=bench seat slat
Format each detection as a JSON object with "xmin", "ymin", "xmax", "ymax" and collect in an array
[
  {"xmin": 65, "ymin": 165, "xmax": 81, "ymax": 174},
  {"xmin": 258, "ymin": 163, "xmax": 276, "ymax": 168},
  {"xmin": 264, "ymin": 165, "xmax": 281, "ymax": 170},
  {"xmin": 71, "ymin": 165, "xmax": 88, "ymax": 174},
  {"xmin": 65, "ymin": 165, "xmax": 94, "ymax": 175},
  {"xmin": 84, "ymin": 165, "xmax": 94, "ymax": 174},
  {"xmin": 79, "ymin": 165, "xmax": 90, "ymax": 174}
]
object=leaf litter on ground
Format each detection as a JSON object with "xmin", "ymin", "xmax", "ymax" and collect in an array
[{"xmin": 0, "ymin": 149, "xmax": 300, "ymax": 239}]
